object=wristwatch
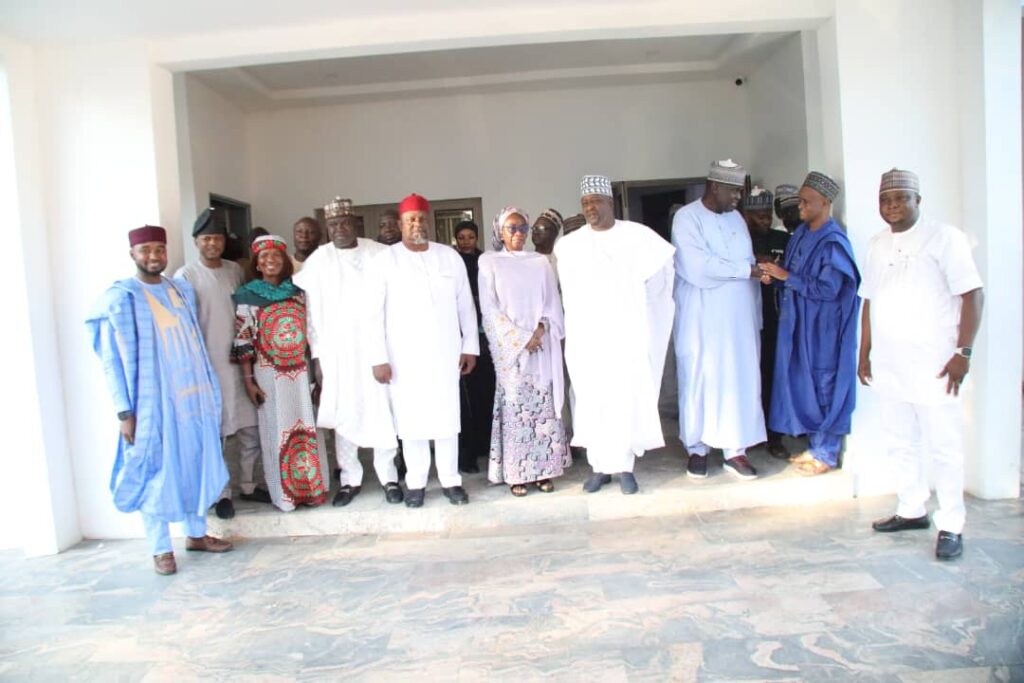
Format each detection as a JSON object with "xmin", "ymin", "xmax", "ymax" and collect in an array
[
  {"xmin": 117, "ymin": 410, "xmax": 134, "ymax": 421},
  {"xmin": 955, "ymin": 347, "xmax": 972, "ymax": 359}
]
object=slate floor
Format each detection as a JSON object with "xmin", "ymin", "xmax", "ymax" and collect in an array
[{"xmin": 1, "ymin": 493, "xmax": 1022, "ymax": 682}]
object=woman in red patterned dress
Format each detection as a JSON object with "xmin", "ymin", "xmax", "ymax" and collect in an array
[{"xmin": 232, "ymin": 235, "xmax": 328, "ymax": 511}]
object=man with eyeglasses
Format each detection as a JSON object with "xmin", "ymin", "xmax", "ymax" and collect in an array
[{"xmin": 554, "ymin": 174, "xmax": 675, "ymax": 495}]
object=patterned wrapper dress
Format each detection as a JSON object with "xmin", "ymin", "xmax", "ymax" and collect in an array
[
  {"xmin": 478, "ymin": 250, "xmax": 570, "ymax": 486},
  {"xmin": 232, "ymin": 280, "xmax": 328, "ymax": 510}
]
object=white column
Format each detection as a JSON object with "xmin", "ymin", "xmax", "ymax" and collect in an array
[
  {"xmin": 0, "ymin": 37, "xmax": 82, "ymax": 555},
  {"xmin": 955, "ymin": 0, "xmax": 1022, "ymax": 499}
]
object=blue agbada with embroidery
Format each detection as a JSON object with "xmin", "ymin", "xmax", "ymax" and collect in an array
[
  {"xmin": 86, "ymin": 277, "xmax": 228, "ymax": 521},
  {"xmin": 769, "ymin": 219, "xmax": 861, "ymax": 437}
]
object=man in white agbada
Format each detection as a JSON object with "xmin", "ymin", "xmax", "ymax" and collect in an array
[
  {"xmin": 554, "ymin": 174, "xmax": 675, "ymax": 495},
  {"xmin": 672, "ymin": 159, "xmax": 766, "ymax": 481},
  {"xmin": 293, "ymin": 197, "xmax": 402, "ymax": 507},
  {"xmin": 860, "ymin": 168, "xmax": 984, "ymax": 561},
  {"xmin": 174, "ymin": 208, "xmax": 267, "ymax": 519},
  {"xmin": 367, "ymin": 193, "xmax": 479, "ymax": 508}
]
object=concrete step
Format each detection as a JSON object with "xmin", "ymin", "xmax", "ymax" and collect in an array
[{"xmin": 209, "ymin": 428, "xmax": 852, "ymax": 540}]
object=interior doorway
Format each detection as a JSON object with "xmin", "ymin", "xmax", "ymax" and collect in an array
[{"xmin": 612, "ymin": 178, "xmax": 706, "ymax": 241}]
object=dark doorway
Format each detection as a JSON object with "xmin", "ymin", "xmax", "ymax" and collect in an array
[{"xmin": 612, "ymin": 178, "xmax": 706, "ymax": 241}]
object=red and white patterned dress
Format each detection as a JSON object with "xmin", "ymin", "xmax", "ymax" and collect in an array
[{"xmin": 233, "ymin": 290, "xmax": 327, "ymax": 511}]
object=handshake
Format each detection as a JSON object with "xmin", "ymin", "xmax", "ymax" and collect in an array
[{"xmin": 752, "ymin": 261, "xmax": 787, "ymax": 285}]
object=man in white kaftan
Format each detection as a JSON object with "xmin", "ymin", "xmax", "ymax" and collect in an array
[
  {"xmin": 555, "ymin": 174, "xmax": 675, "ymax": 495},
  {"xmin": 673, "ymin": 160, "xmax": 766, "ymax": 481},
  {"xmin": 367, "ymin": 193, "xmax": 479, "ymax": 508},
  {"xmin": 294, "ymin": 200, "xmax": 402, "ymax": 507},
  {"xmin": 175, "ymin": 208, "xmax": 264, "ymax": 518},
  {"xmin": 861, "ymin": 169, "xmax": 984, "ymax": 561}
]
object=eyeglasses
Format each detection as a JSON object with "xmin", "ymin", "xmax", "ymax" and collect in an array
[{"xmin": 504, "ymin": 224, "xmax": 529, "ymax": 235}]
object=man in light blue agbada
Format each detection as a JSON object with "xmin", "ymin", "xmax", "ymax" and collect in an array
[{"xmin": 86, "ymin": 225, "xmax": 234, "ymax": 575}]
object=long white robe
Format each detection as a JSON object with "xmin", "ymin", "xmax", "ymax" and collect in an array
[
  {"xmin": 174, "ymin": 260, "xmax": 256, "ymax": 436},
  {"xmin": 672, "ymin": 199, "xmax": 766, "ymax": 451},
  {"xmin": 554, "ymin": 220, "xmax": 675, "ymax": 457},
  {"xmin": 366, "ymin": 242, "xmax": 479, "ymax": 441},
  {"xmin": 293, "ymin": 238, "xmax": 397, "ymax": 448}
]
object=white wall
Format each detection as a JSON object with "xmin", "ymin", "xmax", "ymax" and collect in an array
[
  {"xmin": 746, "ymin": 33, "xmax": 809, "ymax": 196},
  {"xmin": 178, "ymin": 74, "xmax": 249, "ymax": 259},
  {"xmin": 244, "ymin": 80, "xmax": 752, "ymax": 239}
]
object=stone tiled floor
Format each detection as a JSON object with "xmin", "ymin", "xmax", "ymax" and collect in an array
[{"xmin": 1, "ymin": 494, "xmax": 1022, "ymax": 682}]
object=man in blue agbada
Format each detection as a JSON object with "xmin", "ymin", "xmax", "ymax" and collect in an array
[
  {"xmin": 86, "ymin": 225, "xmax": 234, "ymax": 575},
  {"xmin": 760, "ymin": 172, "xmax": 861, "ymax": 476}
]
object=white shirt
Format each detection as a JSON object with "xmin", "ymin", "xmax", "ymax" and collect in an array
[
  {"xmin": 293, "ymin": 238, "xmax": 397, "ymax": 447},
  {"xmin": 365, "ymin": 242, "xmax": 479, "ymax": 440},
  {"xmin": 860, "ymin": 215, "xmax": 983, "ymax": 404},
  {"xmin": 174, "ymin": 259, "xmax": 257, "ymax": 436}
]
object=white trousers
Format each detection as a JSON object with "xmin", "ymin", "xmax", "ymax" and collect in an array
[
  {"xmin": 403, "ymin": 437, "xmax": 460, "ymax": 489},
  {"xmin": 335, "ymin": 433, "xmax": 398, "ymax": 487},
  {"xmin": 880, "ymin": 396, "xmax": 966, "ymax": 534},
  {"xmin": 221, "ymin": 426, "xmax": 261, "ymax": 499},
  {"xmin": 687, "ymin": 442, "xmax": 746, "ymax": 459},
  {"xmin": 588, "ymin": 447, "xmax": 635, "ymax": 475}
]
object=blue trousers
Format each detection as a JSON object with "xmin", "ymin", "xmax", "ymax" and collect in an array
[
  {"xmin": 141, "ymin": 513, "xmax": 206, "ymax": 555},
  {"xmin": 809, "ymin": 432, "xmax": 843, "ymax": 468}
]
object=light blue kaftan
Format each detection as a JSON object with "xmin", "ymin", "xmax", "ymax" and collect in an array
[{"xmin": 86, "ymin": 277, "xmax": 228, "ymax": 522}]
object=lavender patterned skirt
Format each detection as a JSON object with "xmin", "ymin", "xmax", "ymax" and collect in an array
[{"xmin": 488, "ymin": 373, "xmax": 571, "ymax": 486}]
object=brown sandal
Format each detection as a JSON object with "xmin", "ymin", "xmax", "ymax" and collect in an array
[
  {"xmin": 510, "ymin": 484, "xmax": 528, "ymax": 497},
  {"xmin": 535, "ymin": 479, "xmax": 554, "ymax": 493},
  {"xmin": 795, "ymin": 459, "xmax": 833, "ymax": 476}
]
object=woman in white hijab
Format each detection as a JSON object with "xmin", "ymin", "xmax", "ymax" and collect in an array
[{"xmin": 479, "ymin": 207, "xmax": 571, "ymax": 496}]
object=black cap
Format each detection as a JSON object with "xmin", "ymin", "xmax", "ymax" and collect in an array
[{"xmin": 192, "ymin": 208, "xmax": 226, "ymax": 237}]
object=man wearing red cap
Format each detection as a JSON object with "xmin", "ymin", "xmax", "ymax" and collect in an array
[
  {"xmin": 86, "ymin": 226, "xmax": 234, "ymax": 575},
  {"xmin": 367, "ymin": 194, "xmax": 479, "ymax": 507}
]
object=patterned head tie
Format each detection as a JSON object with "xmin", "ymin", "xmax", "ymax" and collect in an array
[
  {"xmin": 129, "ymin": 225, "xmax": 167, "ymax": 246},
  {"xmin": 580, "ymin": 174, "xmax": 613, "ymax": 198},
  {"xmin": 707, "ymin": 159, "xmax": 746, "ymax": 187},
  {"xmin": 535, "ymin": 208, "xmax": 564, "ymax": 232},
  {"xmin": 324, "ymin": 197, "xmax": 353, "ymax": 219},
  {"xmin": 802, "ymin": 171, "xmax": 840, "ymax": 202},
  {"xmin": 879, "ymin": 168, "xmax": 920, "ymax": 196},
  {"xmin": 741, "ymin": 186, "xmax": 774, "ymax": 211},
  {"xmin": 774, "ymin": 184, "xmax": 800, "ymax": 209},
  {"xmin": 491, "ymin": 206, "xmax": 531, "ymax": 251},
  {"xmin": 252, "ymin": 234, "xmax": 289, "ymax": 255}
]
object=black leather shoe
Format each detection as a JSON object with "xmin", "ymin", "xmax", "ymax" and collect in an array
[
  {"xmin": 619, "ymin": 473, "xmax": 639, "ymax": 495},
  {"xmin": 214, "ymin": 498, "xmax": 235, "ymax": 519},
  {"xmin": 239, "ymin": 488, "xmax": 272, "ymax": 504},
  {"xmin": 686, "ymin": 455, "xmax": 708, "ymax": 479},
  {"xmin": 405, "ymin": 488, "xmax": 425, "ymax": 508},
  {"xmin": 935, "ymin": 531, "xmax": 963, "ymax": 560},
  {"xmin": 871, "ymin": 514, "xmax": 931, "ymax": 533},
  {"xmin": 583, "ymin": 473, "xmax": 612, "ymax": 493},
  {"xmin": 383, "ymin": 482, "xmax": 404, "ymax": 504},
  {"xmin": 332, "ymin": 485, "xmax": 361, "ymax": 507},
  {"xmin": 442, "ymin": 486, "xmax": 469, "ymax": 505}
]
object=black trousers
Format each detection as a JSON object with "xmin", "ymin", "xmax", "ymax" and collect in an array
[{"xmin": 458, "ymin": 333, "xmax": 496, "ymax": 468}]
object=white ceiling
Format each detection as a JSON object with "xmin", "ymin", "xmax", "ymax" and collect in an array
[{"xmin": 191, "ymin": 32, "xmax": 795, "ymax": 110}]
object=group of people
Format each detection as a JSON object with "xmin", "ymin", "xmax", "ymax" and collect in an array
[{"xmin": 88, "ymin": 162, "xmax": 983, "ymax": 575}]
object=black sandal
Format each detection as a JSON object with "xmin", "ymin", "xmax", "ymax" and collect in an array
[
  {"xmin": 535, "ymin": 479, "xmax": 554, "ymax": 493},
  {"xmin": 510, "ymin": 484, "xmax": 528, "ymax": 497}
]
